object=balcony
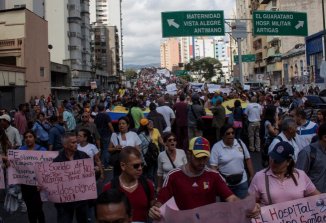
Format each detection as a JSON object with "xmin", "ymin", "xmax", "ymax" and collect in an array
[{"xmin": 0, "ymin": 39, "xmax": 23, "ymax": 51}]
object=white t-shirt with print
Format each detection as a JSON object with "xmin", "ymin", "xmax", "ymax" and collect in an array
[
  {"xmin": 77, "ymin": 143, "xmax": 99, "ymax": 158},
  {"xmin": 110, "ymin": 132, "xmax": 142, "ymax": 148}
]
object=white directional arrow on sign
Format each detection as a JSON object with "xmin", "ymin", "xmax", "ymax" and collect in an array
[
  {"xmin": 295, "ymin": 21, "xmax": 304, "ymax": 30},
  {"xmin": 167, "ymin": 19, "xmax": 180, "ymax": 29}
]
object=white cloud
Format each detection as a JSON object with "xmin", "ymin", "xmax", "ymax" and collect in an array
[{"xmin": 122, "ymin": 0, "xmax": 236, "ymax": 65}]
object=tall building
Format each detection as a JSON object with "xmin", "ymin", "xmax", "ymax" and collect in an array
[
  {"xmin": 46, "ymin": 0, "xmax": 92, "ymax": 88},
  {"xmin": 90, "ymin": 0, "xmax": 123, "ymax": 70},
  {"xmin": 235, "ymin": 0, "xmax": 254, "ymax": 82},
  {"xmin": 0, "ymin": 8, "xmax": 50, "ymax": 104},
  {"xmin": 4, "ymin": 0, "xmax": 93, "ymax": 89},
  {"xmin": 5, "ymin": 0, "xmax": 44, "ymax": 18},
  {"xmin": 91, "ymin": 23, "xmax": 120, "ymax": 88},
  {"xmin": 160, "ymin": 38, "xmax": 180, "ymax": 71},
  {"xmin": 258, "ymin": 0, "xmax": 324, "ymax": 86}
]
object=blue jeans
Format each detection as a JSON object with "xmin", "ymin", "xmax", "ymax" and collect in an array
[
  {"xmin": 228, "ymin": 181, "xmax": 249, "ymax": 199},
  {"xmin": 100, "ymin": 137, "xmax": 110, "ymax": 168}
]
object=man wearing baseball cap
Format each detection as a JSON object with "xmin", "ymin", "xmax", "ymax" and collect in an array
[
  {"xmin": 0, "ymin": 114, "xmax": 21, "ymax": 148},
  {"xmin": 149, "ymin": 137, "xmax": 260, "ymax": 220}
]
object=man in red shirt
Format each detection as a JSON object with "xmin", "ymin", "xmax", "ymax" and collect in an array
[
  {"xmin": 149, "ymin": 137, "xmax": 260, "ymax": 220},
  {"xmin": 103, "ymin": 147, "xmax": 155, "ymax": 222}
]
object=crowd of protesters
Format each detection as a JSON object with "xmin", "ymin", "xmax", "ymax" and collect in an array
[{"xmin": 0, "ymin": 67, "xmax": 325, "ymax": 222}]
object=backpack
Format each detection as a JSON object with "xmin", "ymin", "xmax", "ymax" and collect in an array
[
  {"xmin": 142, "ymin": 136, "xmax": 159, "ymax": 167},
  {"xmin": 261, "ymin": 135, "xmax": 283, "ymax": 167},
  {"xmin": 111, "ymin": 175, "xmax": 151, "ymax": 207}
]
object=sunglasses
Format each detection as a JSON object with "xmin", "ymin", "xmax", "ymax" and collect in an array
[
  {"xmin": 225, "ymin": 131, "xmax": 235, "ymax": 136},
  {"xmin": 81, "ymin": 115, "xmax": 88, "ymax": 118},
  {"xmin": 167, "ymin": 138, "xmax": 176, "ymax": 142},
  {"xmin": 128, "ymin": 163, "xmax": 144, "ymax": 170}
]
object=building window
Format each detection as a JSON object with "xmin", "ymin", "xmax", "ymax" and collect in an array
[
  {"xmin": 14, "ymin": 4, "xmax": 26, "ymax": 8},
  {"xmin": 40, "ymin": 67, "xmax": 45, "ymax": 77}
]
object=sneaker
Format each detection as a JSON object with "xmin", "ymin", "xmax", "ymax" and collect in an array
[{"xmin": 20, "ymin": 201, "xmax": 27, "ymax": 213}]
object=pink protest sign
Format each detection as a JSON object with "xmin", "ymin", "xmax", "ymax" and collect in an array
[
  {"xmin": 161, "ymin": 195, "xmax": 255, "ymax": 223},
  {"xmin": 35, "ymin": 158, "xmax": 97, "ymax": 203},
  {"xmin": 7, "ymin": 150, "xmax": 59, "ymax": 186},
  {"xmin": 251, "ymin": 194, "xmax": 326, "ymax": 223},
  {"xmin": 0, "ymin": 159, "xmax": 5, "ymax": 189}
]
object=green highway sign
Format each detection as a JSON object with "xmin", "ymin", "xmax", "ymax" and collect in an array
[
  {"xmin": 253, "ymin": 11, "xmax": 308, "ymax": 36},
  {"xmin": 161, "ymin": 11, "xmax": 225, "ymax": 38},
  {"xmin": 234, "ymin": 54, "xmax": 256, "ymax": 63}
]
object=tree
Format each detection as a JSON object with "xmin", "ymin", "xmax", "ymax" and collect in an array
[
  {"xmin": 185, "ymin": 57, "xmax": 224, "ymax": 82},
  {"xmin": 124, "ymin": 69, "xmax": 138, "ymax": 80}
]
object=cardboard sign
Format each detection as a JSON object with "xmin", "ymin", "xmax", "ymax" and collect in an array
[
  {"xmin": 35, "ymin": 158, "xmax": 97, "ymax": 203},
  {"xmin": 156, "ymin": 195, "xmax": 255, "ymax": 223},
  {"xmin": 8, "ymin": 150, "xmax": 59, "ymax": 186},
  {"xmin": 251, "ymin": 194, "xmax": 326, "ymax": 223}
]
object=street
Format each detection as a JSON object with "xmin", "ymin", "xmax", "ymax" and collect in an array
[{"xmin": 0, "ymin": 151, "xmax": 263, "ymax": 223}]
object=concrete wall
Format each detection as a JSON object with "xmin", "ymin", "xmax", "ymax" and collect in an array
[
  {"xmin": 45, "ymin": 0, "xmax": 69, "ymax": 64},
  {"xmin": 24, "ymin": 9, "xmax": 50, "ymax": 100}
]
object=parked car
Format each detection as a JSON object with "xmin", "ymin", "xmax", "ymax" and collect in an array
[{"xmin": 304, "ymin": 95, "xmax": 326, "ymax": 122}]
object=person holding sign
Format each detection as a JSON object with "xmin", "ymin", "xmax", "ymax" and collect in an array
[
  {"xmin": 149, "ymin": 137, "xmax": 260, "ymax": 220},
  {"xmin": 53, "ymin": 133, "xmax": 90, "ymax": 223},
  {"xmin": 249, "ymin": 141, "xmax": 320, "ymax": 206},
  {"xmin": 19, "ymin": 130, "xmax": 46, "ymax": 223}
]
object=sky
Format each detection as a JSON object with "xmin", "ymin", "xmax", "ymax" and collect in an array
[{"xmin": 122, "ymin": 0, "xmax": 236, "ymax": 65}]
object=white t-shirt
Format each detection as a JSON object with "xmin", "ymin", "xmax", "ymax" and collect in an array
[
  {"xmin": 110, "ymin": 132, "xmax": 142, "ymax": 148},
  {"xmin": 157, "ymin": 149, "xmax": 187, "ymax": 180},
  {"xmin": 244, "ymin": 103, "xmax": 262, "ymax": 122},
  {"xmin": 77, "ymin": 143, "xmax": 99, "ymax": 158},
  {"xmin": 209, "ymin": 139, "xmax": 250, "ymax": 185},
  {"xmin": 268, "ymin": 132, "xmax": 301, "ymax": 161},
  {"xmin": 156, "ymin": 105, "xmax": 175, "ymax": 133}
]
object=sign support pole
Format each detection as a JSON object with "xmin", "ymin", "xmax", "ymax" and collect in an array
[
  {"xmin": 322, "ymin": 0, "xmax": 326, "ymax": 60},
  {"xmin": 237, "ymin": 38, "xmax": 244, "ymax": 86}
]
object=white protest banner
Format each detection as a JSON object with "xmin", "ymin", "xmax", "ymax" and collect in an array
[
  {"xmin": 251, "ymin": 194, "xmax": 326, "ymax": 223},
  {"xmin": 244, "ymin": 84, "xmax": 250, "ymax": 91},
  {"xmin": 166, "ymin": 83, "xmax": 177, "ymax": 92},
  {"xmin": 8, "ymin": 150, "xmax": 59, "ymax": 186},
  {"xmin": 0, "ymin": 159, "xmax": 5, "ymax": 189},
  {"xmin": 159, "ymin": 195, "xmax": 255, "ymax": 223},
  {"xmin": 35, "ymin": 158, "xmax": 97, "ymax": 203}
]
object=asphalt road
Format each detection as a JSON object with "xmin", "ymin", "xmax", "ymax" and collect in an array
[{"xmin": 0, "ymin": 151, "xmax": 263, "ymax": 223}]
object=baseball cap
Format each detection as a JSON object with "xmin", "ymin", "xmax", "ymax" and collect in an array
[
  {"xmin": 140, "ymin": 118, "xmax": 149, "ymax": 126},
  {"xmin": 269, "ymin": 141, "xmax": 294, "ymax": 163},
  {"xmin": 189, "ymin": 137, "xmax": 210, "ymax": 158},
  {"xmin": 0, "ymin": 114, "xmax": 11, "ymax": 122}
]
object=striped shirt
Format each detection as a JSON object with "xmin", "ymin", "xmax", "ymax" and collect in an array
[{"xmin": 296, "ymin": 120, "xmax": 318, "ymax": 150}]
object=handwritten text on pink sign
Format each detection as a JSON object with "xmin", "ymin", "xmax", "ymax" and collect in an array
[
  {"xmin": 8, "ymin": 150, "xmax": 59, "ymax": 186},
  {"xmin": 252, "ymin": 194, "xmax": 326, "ymax": 223},
  {"xmin": 35, "ymin": 158, "xmax": 97, "ymax": 203}
]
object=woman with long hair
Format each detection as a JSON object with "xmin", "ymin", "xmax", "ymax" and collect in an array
[
  {"xmin": 19, "ymin": 130, "xmax": 46, "ymax": 223},
  {"xmin": 137, "ymin": 118, "xmax": 164, "ymax": 183},
  {"xmin": 156, "ymin": 132, "xmax": 187, "ymax": 192},
  {"xmin": 249, "ymin": 141, "xmax": 319, "ymax": 206},
  {"xmin": 77, "ymin": 129, "xmax": 104, "ymax": 180},
  {"xmin": 108, "ymin": 116, "xmax": 141, "ymax": 177}
]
